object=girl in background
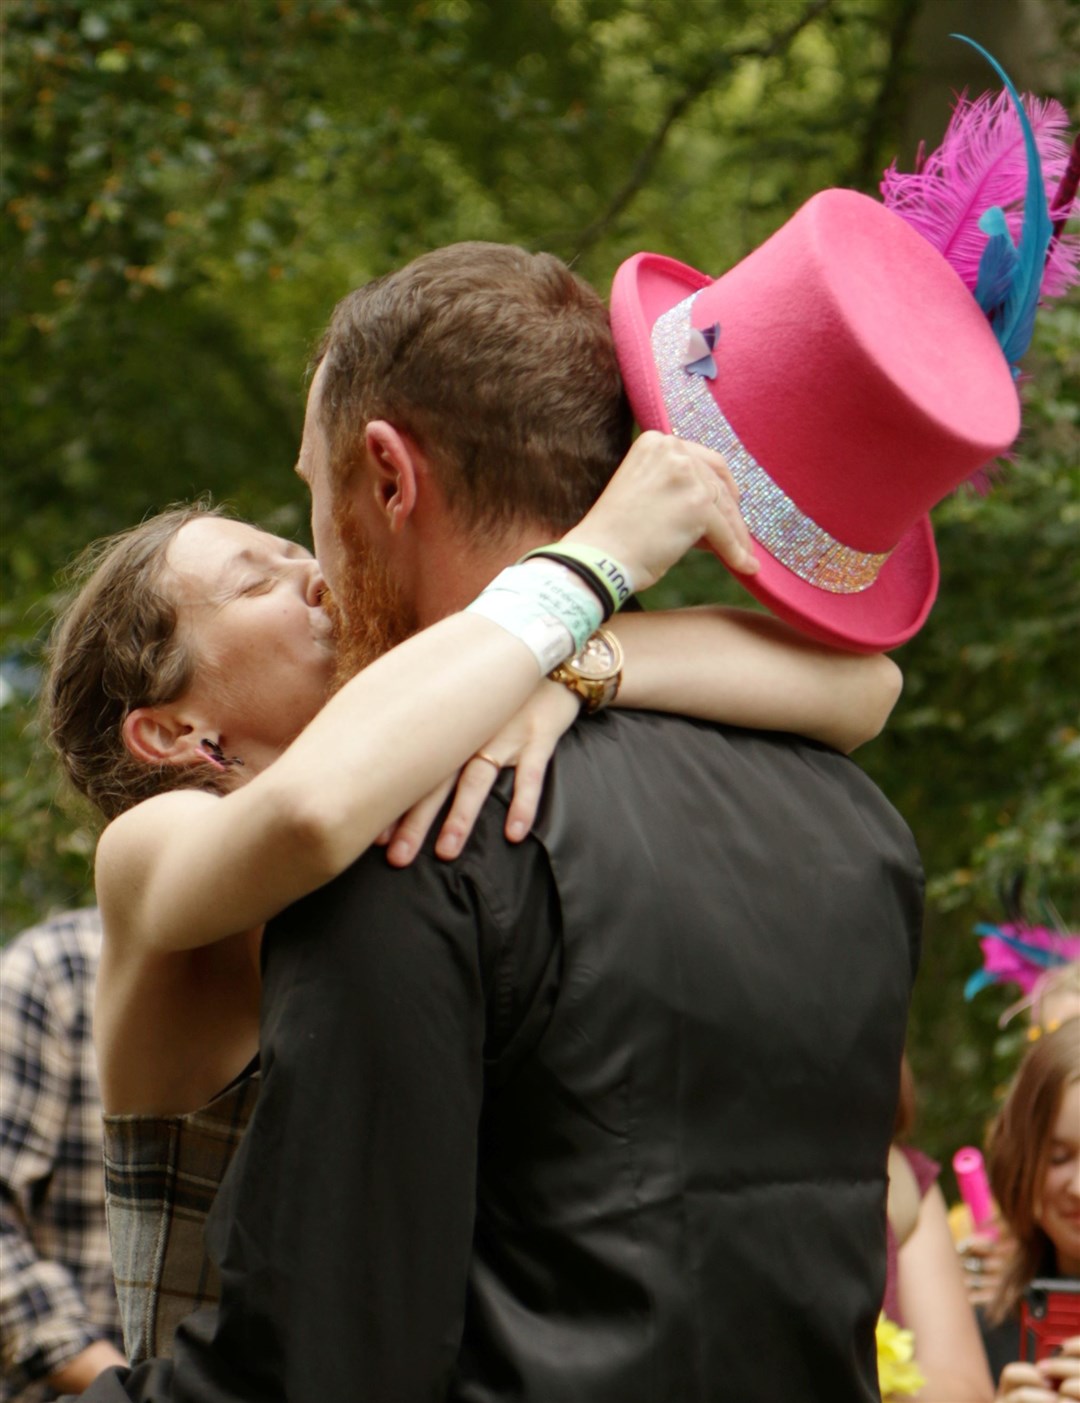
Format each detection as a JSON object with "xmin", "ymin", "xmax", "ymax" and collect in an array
[{"xmin": 987, "ymin": 1019, "xmax": 1080, "ymax": 1399}]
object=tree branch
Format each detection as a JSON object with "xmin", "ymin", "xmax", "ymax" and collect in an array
[
  {"xmin": 846, "ymin": 0, "xmax": 924, "ymax": 194},
  {"xmin": 570, "ymin": 0, "xmax": 837, "ymax": 258}
]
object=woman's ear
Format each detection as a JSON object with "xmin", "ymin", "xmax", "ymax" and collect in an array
[
  {"xmin": 121, "ymin": 707, "xmax": 202, "ymax": 768},
  {"xmin": 364, "ymin": 420, "xmax": 419, "ymax": 533}
]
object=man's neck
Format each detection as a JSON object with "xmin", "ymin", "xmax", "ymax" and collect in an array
[{"xmin": 411, "ymin": 521, "xmax": 563, "ymax": 627}]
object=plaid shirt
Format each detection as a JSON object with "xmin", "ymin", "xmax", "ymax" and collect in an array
[
  {"xmin": 0, "ymin": 910, "xmax": 123, "ymax": 1400},
  {"xmin": 104, "ymin": 1063, "xmax": 259, "ymax": 1364}
]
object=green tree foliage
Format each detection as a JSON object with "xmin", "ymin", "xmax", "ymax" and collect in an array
[
  {"xmin": 644, "ymin": 301, "xmax": 1080, "ymax": 1156},
  {"xmin": 872, "ymin": 303, "xmax": 1080, "ymax": 1155},
  {"xmin": 2, "ymin": 0, "xmax": 1077, "ymax": 1167}
]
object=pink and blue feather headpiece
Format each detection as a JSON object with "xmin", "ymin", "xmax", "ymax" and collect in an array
[
  {"xmin": 881, "ymin": 36, "xmax": 1079, "ymax": 392},
  {"xmin": 965, "ymin": 921, "xmax": 1080, "ymax": 1002}
]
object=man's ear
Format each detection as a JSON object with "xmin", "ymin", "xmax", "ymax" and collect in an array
[
  {"xmin": 121, "ymin": 707, "xmax": 202, "ymax": 769},
  {"xmin": 364, "ymin": 421, "xmax": 420, "ymax": 534}
]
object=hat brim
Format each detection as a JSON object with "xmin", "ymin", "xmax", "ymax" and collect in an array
[{"xmin": 610, "ymin": 252, "xmax": 938, "ymax": 653}]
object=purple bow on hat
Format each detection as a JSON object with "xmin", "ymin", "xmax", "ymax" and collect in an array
[{"xmin": 683, "ymin": 322, "xmax": 720, "ymax": 380}]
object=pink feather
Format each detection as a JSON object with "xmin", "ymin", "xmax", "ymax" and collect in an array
[{"xmin": 881, "ymin": 89, "xmax": 1079, "ymax": 300}]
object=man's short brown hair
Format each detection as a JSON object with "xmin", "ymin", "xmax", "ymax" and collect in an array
[{"xmin": 314, "ymin": 242, "xmax": 633, "ymax": 536}]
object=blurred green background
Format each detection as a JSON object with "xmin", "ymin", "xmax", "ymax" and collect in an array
[{"xmin": 3, "ymin": 0, "xmax": 1078, "ymax": 1174}]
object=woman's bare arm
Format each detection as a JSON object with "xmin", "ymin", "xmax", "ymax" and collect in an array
[
  {"xmin": 384, "ymin": 605, "xmax": 901, "ymax": 866},
  {"xmin": 96, "ymin": 611, "xmax": 558, "ymax": 954},
  {"xmin": 95, "ymin": 432, "xmax": 750, "ymax": 957},
  {"xmin": 897, "ymin": 1184, "xmax": 995, "ymax": 1402},
  {"xmin": 612, "ymin": 606, "xmax": 901, "ymax": 753}
]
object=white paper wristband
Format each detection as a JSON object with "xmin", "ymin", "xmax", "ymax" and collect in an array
[
  {"xmin": 465, "ymin": 592, "xmax": 577, "ymax": 673},
  {"xmin": 464, "ymin": 560, "xmax": 604, "ymax": 672}
]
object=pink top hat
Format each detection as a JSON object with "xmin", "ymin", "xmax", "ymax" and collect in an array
[{"xmin": 611, "ymin": 189, "xmax": 1021, "ymax": 652}]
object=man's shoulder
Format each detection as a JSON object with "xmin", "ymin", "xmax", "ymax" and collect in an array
[
  {"xmin": 543, "ymin": 707, "xmax": 917, "ymax": 862},
  {"xmin": 560, "ymin": 707, "xmax": 853, "ymax": 772},
  {"xmin": 265, "ymin": 795, "xmax": 551, "ymax": 947},
  {"xmin": 567, "ymin": 706, "xmax": 892, "ymax": 783}
]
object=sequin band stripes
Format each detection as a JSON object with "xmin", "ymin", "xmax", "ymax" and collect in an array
[{"xmin": 651, "ymin": 295, "xmax": 891, "ymax": 595}]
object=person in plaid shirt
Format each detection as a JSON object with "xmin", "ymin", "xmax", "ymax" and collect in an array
[{"xmin": 1, "ymin": 909, "xmax": 125, "ymax": 1399}]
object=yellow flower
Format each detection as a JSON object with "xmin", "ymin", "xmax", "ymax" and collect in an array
[{"xmin": 877, "ymin": 1312, "xmax": 926, "ymax": 1400}]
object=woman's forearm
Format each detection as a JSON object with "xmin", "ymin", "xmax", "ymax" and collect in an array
[
  {"xmin": 99, "ymin": 612, "xmax": 550, "ymax": 954},
  {"xmin": 611, "ymin": 606, "xmax": 901, "ymax": 752},
  {"xmin": 98, "ymin": 432, "xmax": 755, "ymax": 956}
]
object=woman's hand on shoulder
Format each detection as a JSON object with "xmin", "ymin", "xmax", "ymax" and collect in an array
[
  {"xmin": 379, "ymin": 681, "xmax": 581, "ymax": 867},
  {"xmin": 997, "ymin": 1336, "xmax": 1080, "ymax": 1400}
]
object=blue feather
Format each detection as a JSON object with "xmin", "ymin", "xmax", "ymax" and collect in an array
[
  {"xmin": 974, "ymin": 206, "xmax": 1018, "ymax": 318},
  {"xmin": 972, "ymin": 922, "xmax": 1069, "ymax": 969},
  {"xmin": 953, "ymin": 35, "xmax": 1054, "ymax": 366},
  {"xmin": 963, "ymin": 969, "xmax": 997, "ymax": 1001}
]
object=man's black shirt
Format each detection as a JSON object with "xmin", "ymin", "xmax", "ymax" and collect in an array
[{"xmin": 79, "ymin": 710, "xmax": 922, "ymax": 1402}]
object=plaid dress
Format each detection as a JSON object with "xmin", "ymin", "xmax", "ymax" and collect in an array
[
  {"xmin": 103, "ymin": 1064, "xmax": 259, "ymax": 1364},
  {"xmin": 0, "ymin": 909, "xmax": 124, "ymax": 1401}
]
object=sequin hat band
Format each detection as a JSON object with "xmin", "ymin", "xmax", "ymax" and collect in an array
[{"xmin": 652, "ymin": 293, "xmax": 891, "ymax": 595}]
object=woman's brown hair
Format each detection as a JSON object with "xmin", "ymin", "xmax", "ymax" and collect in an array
[
  {"xmin": 43, "ymin": 502, "xmax": 229, "ymax": 821},
  {"xmin": 986, "ymin": 1017, "xmax": 1080, "ymax": 1321}
]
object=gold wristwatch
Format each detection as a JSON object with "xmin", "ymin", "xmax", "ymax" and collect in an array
[{"xmin": 548, "ymin": 627, "xmax": 624, "ymax": 713}]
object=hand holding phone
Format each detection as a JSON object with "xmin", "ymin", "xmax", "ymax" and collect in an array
[{"xmin": 999, "ymin": 1327, "xmax": 1080, "ymax": 1399}]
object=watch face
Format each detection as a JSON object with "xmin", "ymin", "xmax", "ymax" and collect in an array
[{"xmin": 573, "ymin": 631, "xmax": 620, "ymax": 680}]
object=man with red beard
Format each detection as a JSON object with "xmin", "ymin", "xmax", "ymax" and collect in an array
[{"xmin": 77, "ymin": 243, "xmax": 922, "ymax": 1402}]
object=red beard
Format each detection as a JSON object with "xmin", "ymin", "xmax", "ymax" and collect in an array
[{"xmin": 323, "ymin": 506, "xmax": 417, "ymax": 691}]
